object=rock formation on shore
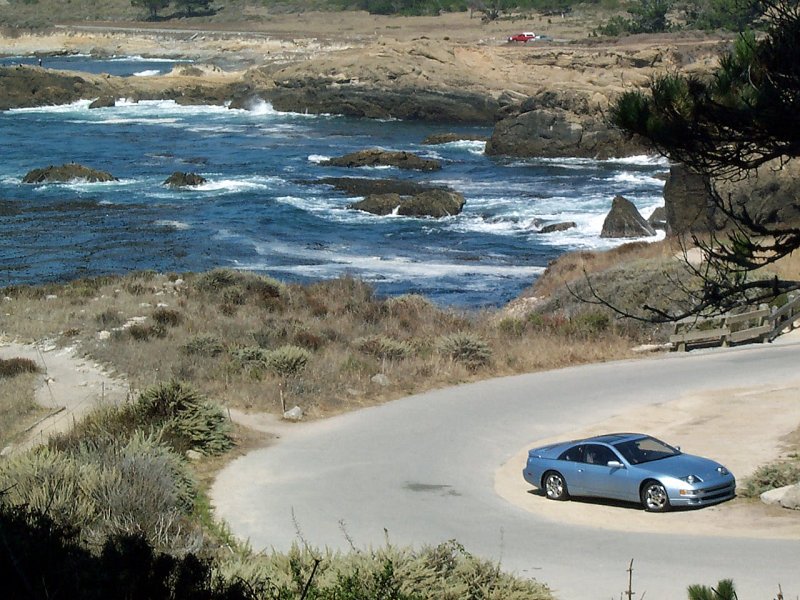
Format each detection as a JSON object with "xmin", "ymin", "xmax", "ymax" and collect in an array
[{"xmin": 600, "ymin": 195, "xmax": 656, "ymax": 238}]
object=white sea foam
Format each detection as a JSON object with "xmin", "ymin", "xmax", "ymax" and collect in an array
[
  {"xmin": 307, "ymin": 154, "xmax": 330, "ymax": 164},
  {"xmin": 107, "ymin": 55, "xmax": 193, "ymax": 63},
  {"xmin": 133, "ymin": 69, "xmax": 161, "ymax": 77},
  {"xmin": 434, "ymin": 140, "xmax": 487, "ymax": 155},
  {"xmin": 194, "ymin": 176, "xmax": 283, "ymax": 194},
  {"xmin": 245, "ymin": 242, "xmax": 546, "ymax": 281},
  {"xmin": 609, "ymin": 172, "xmax": 666, "ymax": 186},
  {"xmin": 154, "ymin": 220, "xmax": 191, "ymax": 230}
]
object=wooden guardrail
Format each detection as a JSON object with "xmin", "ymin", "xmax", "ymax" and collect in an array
[{"xmin": 671, "ymin": 292, "xmax": 800, "ymax": 351}]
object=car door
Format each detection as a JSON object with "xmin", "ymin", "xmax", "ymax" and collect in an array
[
  {"xmin": 578, "ymin": 444, "xmax": 630, "ymax": 499},
  {"xmin": 556, "ymin": 444, "xmax": 588, "ymax": 496}
]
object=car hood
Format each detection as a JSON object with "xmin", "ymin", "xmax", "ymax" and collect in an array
[{"xmin": 636, "ymin": 453, "xmax": 730, "ymax": 480}]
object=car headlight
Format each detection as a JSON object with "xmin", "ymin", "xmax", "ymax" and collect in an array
[
  {"xmin": 680, "ymin": 475, "xmax": 703, "ymax": 484},
  {"xmin": 717, "ymin": 466, "xmax": 729, "ymax": 475}
]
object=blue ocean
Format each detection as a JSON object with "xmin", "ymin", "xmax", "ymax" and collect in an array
[{"xmin": 0, "ymin": 56, "xmax": 668, "ymax": 307}]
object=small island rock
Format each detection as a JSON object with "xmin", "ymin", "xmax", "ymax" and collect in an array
[
  {"xmin": 350, "ymin": 190, "xmax": 465, "ymax": 218},
  {"xmin": 600, "ymin": 195, "xmax": 656, "ymax": 238},
  {"xmin": 322, "ymin": 148, "xmax": 441, "ymax": 171},
  {"xmin": 22, "ymin": 163, "xmax": 117, "ymax": 183},
  {"xmin": 164, "ymin": 172, "xmax": 207, "ymax": 187},
  {"xmin": 538, "ymin": 221, "xmax": 577, "ymax": 234}
]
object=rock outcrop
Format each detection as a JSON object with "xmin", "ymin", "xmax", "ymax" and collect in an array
[
  {"xmin": 421, "ymin": 133, "xmax": 488, "ymax": 145},
  {"xmin": 22, "ymin": 163, "xmax": 117, "ymax": 183},
  {"xmin": 761, "ymin": 483, "xmax": 800, "ymax": 510},
  {"xmin": 322, "ymin": 149, "xmax": 441, "ymax": 171},
  {"xmin": 350, "ymin": 189, "xmax": 465, "ymax": 218},
  {"xmin": 485, "ymin": 107, "xmax": 647, "ymax": 159},
  {"xmin": 164, "ymin": 172, "xmax": 207, "ymax": 187},
  {"xmin": 538, "ymin": 221, "xmax": 576, "ymax": 234},
  {"xmin": 316, "ymin": 177, "xmax": 446, "ymax": 196},
  {"xmin": 600, "ymin": 195, "xmax": 656, "ymax": 238},
  {"xmin": 663, "ymin": 164, "xmax": 717, "ymax": 236},
  {"xmin": 647, "ymin": 206, "xmax": 667, "ymax": 231},
  {"xmin": 89, "ymin": 96, "xmax": 115, "ymax": 109}
]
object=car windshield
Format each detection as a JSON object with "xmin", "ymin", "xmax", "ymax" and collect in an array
[{"xmin": 613, "ymin": 436, "xmax": 680, "ymax": 465}]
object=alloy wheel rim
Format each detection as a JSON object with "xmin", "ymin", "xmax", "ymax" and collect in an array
[
  {"xmin": 546, "ymin": 475, "xmax": 563, "ymax": 498},
  {"xmin": 646, "ymin": 485, "xmax": 667, "ymax": 509}
]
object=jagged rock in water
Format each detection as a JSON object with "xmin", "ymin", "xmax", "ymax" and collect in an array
[
  {"xmin": 647, "ymin": 206, "xmax": 667, "ymax": 231},
  {"xmin": 600, "ymin": 195, "xmax": 656, "ymax": 238},
  {"xmin": 322, "ymin": 148, "xmax": 441, "ymax": 171},
  {"xmin": 22, "ymin": 163, "xmax": 117, "ymax": 183},
  {"xmin": 538, "ymin": 221, "xmax": 576, "ymax": 234},
  {"xmin": 88, "ymin": 96, "xmax": 115, "ymax": 109},
  {"xmin": 421, "ymin": 132, "xmax": 488, "ymax": 145},
  {"xmin": 164, "ymin": 172, "xmax": 207, "ymax": 187},
  {"xmin": 350, "ymin": 190, "xmax": 465, "ymax": 218}
]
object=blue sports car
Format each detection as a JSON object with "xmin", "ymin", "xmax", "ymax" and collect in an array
[{"xmin": 522, "ymin": 433, "xmax": 736, "ymax": 512}]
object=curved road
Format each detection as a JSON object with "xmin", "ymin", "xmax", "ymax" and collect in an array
[{"xmin": 212, "ymin": 339, "xmax": 800, "ymax": 599}]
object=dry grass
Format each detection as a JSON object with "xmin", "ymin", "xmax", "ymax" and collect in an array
[
  {"xmin": 1, "ymin": 269, "xmax": 643, "ymax": 419},
  {"xmin": 0, "ymin": 372, "xmax": 44, "ymax": 447}
]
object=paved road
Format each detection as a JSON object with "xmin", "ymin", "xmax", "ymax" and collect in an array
[{"xmin": 212, "ymin": 340, "xmax": 800, "ymax": 599}]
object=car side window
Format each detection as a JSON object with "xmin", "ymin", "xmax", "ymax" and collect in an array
[
  {"xmin": 558, "ymin": 444, "xmax": 584, "ymax": 462},
  {"xmin": 583, "ymin": 444, "xmax": 618, "ymax": 466}
]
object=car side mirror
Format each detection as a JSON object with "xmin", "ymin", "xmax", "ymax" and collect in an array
[{"xmin": 607, "ymin": 460, "xmax": 625, "ymax": 469}]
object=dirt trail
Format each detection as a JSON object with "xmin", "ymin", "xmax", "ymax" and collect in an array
[{"xmin": 0, "ymin": 340, "xmax": 130, "ymax": 451}]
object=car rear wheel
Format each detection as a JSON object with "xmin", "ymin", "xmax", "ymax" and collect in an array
[
  {"xmin": 543, "ymin": 471, "xmax": 569, "ymax": 501},
  {"xmin": 641, "ymin": 480, "xmax": 670, "ymax": 512}
]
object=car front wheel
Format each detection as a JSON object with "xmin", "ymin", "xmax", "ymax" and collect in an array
[
  {"xmin": 543, "ymin": 471, "xmax": 569, "ymax": 501},
  {"xmin": 641, "ymin": 480, "xmax": 670, "ymax": 512}
]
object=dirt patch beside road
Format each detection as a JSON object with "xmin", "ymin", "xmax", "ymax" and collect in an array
[{"xmin": 496, "ymin": 381, "xmax": 800, "ymax": 538}]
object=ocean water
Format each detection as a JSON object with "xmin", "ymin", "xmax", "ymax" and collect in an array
[
  {"xmin": 0, "ymin": 54, "xmax": 193, "ymax": 77},
  {"xmin": 0, "ymin": 61, "xmax": 668, "ymax": 307}
]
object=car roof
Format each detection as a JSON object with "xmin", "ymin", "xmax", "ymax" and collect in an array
[{"xmin": 581, "ymin": 433, "xmax": 646, "ymax": 445}]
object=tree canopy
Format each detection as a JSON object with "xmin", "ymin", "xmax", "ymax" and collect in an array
[{"xmin": 609, "ymin": 0, "xmax": 800, "ymax": 319}]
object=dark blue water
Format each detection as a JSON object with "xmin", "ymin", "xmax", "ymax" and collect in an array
[
  {"xmin": 0, "ymin": 54, "xmax": 192, "ymax": 77},
  {"xmin": 0, "ymin": 62, "xmax": 668, "ymax": 307}
]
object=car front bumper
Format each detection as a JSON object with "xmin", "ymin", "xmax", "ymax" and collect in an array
[{"xmin": 667, "ymin": 477, "xmax": 736, "ymax": 507}]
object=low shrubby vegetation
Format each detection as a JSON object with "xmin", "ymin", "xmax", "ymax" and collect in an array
[
  {"xmin": 0, "ymin": 269, "xmax": 644, "ymax": 419},
  {"xmin": 740, "ymin": 459, "xmax": 800, "ymax": 498},
  {"xmin": 0, "ymin": 366, "xmax": 42, "ymax": 446}
]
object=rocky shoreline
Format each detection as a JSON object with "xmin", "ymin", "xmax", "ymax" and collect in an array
[{"xmin": 0, "ymin": 22, "xmax": 727, "ymax": 160}]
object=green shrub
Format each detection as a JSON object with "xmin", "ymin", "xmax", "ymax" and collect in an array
[
  {"xmin": 740, "ymin": 461, "xmax": 800, "ymax": 497},
  {"xmin": 52, "ymin": 381, "xmax": 232, "ymax": 457},
  {"xmin": 437, "ymin": 333, "xmax": 492, "ymax": 369},
  {"xmin": 151, "ymin": 307, "xmax": 182, "ymax": 327},
  {"xmin": 573, "ymin": 311, "xmax": 611, "ymax": 335},
  {"xmin": 219, "ymin": 540, "xmax": 552, "ymax": 600},
  {"xmin": 264, "ymin": 345, "xmax": 311, "ymax": 376},
  {"xmin": 135, "ymin": 381, "xmax": 232, "ymax": 455},
  {"xmin": 232, "ymin": 346, "xmax": 270, "ymax": 365},
  {"xmin": 355, "ymin": 335, "xmax": 414, "ymax": 360},
  {"xmin": 181, "ymin": 335, "xmax": 225, "ymax": 357},
  {"xmin": 0, "ymin": 357, "xmax": 39, "ymax": 378},
  {"xmin": 221, "ymin": 286, "xmax": 246, "ymax": 306}
]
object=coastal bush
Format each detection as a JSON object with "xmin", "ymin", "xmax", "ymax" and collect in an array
[
  {"xmin": 0, "ymin": 357, "xmax": 39, "ymax": 378},
  {"xmin": 740, "ymin": 461, "xmax": 800, "ymax": 497},
  {"xmin": 0, "ymin": 504, "xmax": 249, "ymax": 600},
  {"xmin": 264, "ymin": 345, "xmax": 311, "ymax": 376},
  {"xmin": 355, "ymin": 335, "xmax": 414, "ymax": 360},
  {"xmin": 220, "ymin": 540, "xmax": 552, "ymax": 600},
  {"xmin": 152, "ymin": 307, "xmax": 182, "ymax": 327},
  {"xmin": 437, "ymin": 333, "xmax": 492, "ymax": 369},
  {"xmin": 232, "ymin": 345, "xmax": 270, "ymax": 366},
  {"xmin": 127, "ymin": 322, "xmax": 166, "ymax": 341},
  {"xmin": 181, "ymin": 334, "xmax": 225, "ymax": 357},
  {"xmin": 51, "ymin": 381, "xmax": 232, "ymax": 457}
]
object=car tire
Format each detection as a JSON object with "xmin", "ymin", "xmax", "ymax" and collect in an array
[
  {"xmin": 641, "ymin": 480, "xmax": 670, "ymax": 512},
  {"xmin": 543, "ymin": 471, "xmax": 569, "ymax": 501}
]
